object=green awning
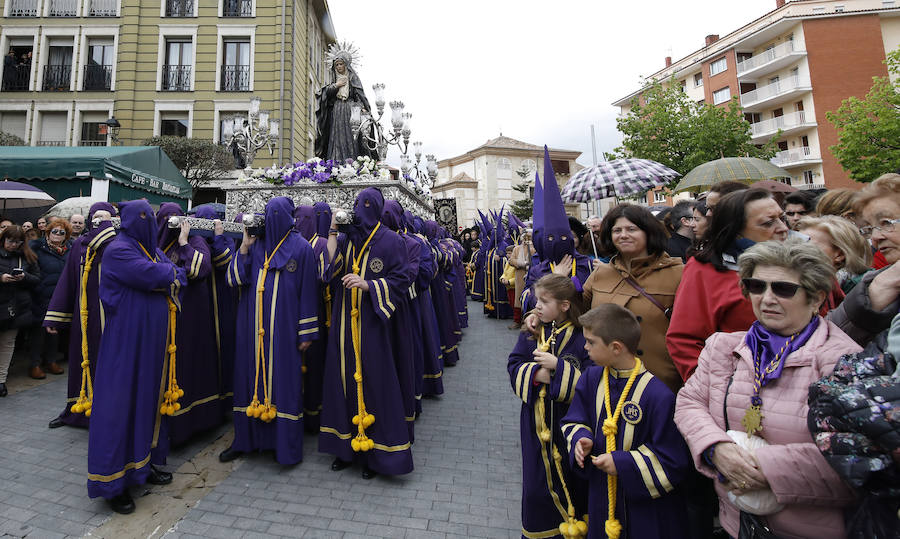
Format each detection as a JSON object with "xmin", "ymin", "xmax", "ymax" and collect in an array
[{"xmin": 0, "ymin": 146, "xmax": 192, "ymax": 205}]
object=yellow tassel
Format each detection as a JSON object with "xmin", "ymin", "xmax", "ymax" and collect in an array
[{"xmin": 348, "ymin": 224, "xmax": 380, "ymax": 451}]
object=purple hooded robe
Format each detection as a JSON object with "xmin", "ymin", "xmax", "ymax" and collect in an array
[
  {"xmin": 425, "ymin": 221, "xmax": 461, "ymax": 367},
  {"xmin": 406, "ymin": 214, "xmax": 444, "ymax": 400},
  {"xmin": 87, "ymin": 199, "xmax": 187, "ymax": 499},
  {"xmin": 227, "ymin": 196, "xmax": 319, "ymax": 465}
]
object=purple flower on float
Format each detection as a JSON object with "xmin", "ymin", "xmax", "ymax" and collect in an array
[
  {"xmin": 313, "ymin": 172, "xmax": 330, "ymax": 183},
  {"xmin": 345, "ymin": 158, "xmax": 354, "ymax": 164}
]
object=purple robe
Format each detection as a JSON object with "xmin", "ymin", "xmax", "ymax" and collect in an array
[
  {"xmin": 409, "ymin": 232, "xmax": 443, "ymax": 400},
  {"xmin": 157, "ymin": 204, "xmax": 222, "ymax": 447},
  {"xmin": 44, "ymin": 220, "xmax": 116, "ymax": 428},
  {"xmin": 425, "ymin": 222, "xmax": 461, "ymax": 366},
  {"xmin": 508, "ymin": 324, "xmax": 589, "ymax": 537},
  {"xmin": 561, "ymin": 364, "xmax": 691, "ymax": 539},
  {"xmin": 87, "ymin": 200, "xmax": 187, "ymax": 499},
  {"xmin": 319, "ymin": 187, "xmax": 413, "ymax": 475},
  {"xmin": 449, "ymin": 240, "xmax": 469, "ymax": 328},
  {"xmin": 227, "ymin": 197, "xmax": 319, "ymax": 465}
]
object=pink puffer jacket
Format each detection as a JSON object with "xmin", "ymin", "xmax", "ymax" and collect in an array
[{"xmin": 674, "ymin": 317, "xmax": 861, "ymax": 539}]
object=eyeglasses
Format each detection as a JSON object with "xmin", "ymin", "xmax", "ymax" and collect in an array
[
  {"xmin": 50, "ymin": 229, "xmax": 66, "ymax": 236},
  {"xmin": 859, "ymin": 218, "xmax": 900, "ymax": 238},
  {"xmin": 741, "ymin": 278, "xmax": 801, "ymax": 299},
  {"xmin": 785, "ymin": 210, "xmax": 808, "ymax": 217}
]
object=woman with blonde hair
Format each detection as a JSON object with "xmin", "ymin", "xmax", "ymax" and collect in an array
[{"xmin": 796, "ymin": 215, "xmax": 872, "ymax": 293}]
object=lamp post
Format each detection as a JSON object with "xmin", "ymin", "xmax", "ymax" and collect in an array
[
  {"xmin": 103, "ymin": 116, "xmax": 121, "ymax": 145},
  {"xmin": 223, "ymin": 95, "xmax": 279, "ymax": 171}
]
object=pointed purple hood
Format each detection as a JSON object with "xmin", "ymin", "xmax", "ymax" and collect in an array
[
  {"xmin": 156, "ymin": 202, "xmax": 184, "ymax": 249},
  {"xmin": 541, "ymin": 146, "xmax": 574, "ymax": 263},
  {"xmin": 381, "ymin": 199, "xmax": 404, "ymax": 232},
  {"xmin": 293, "ymin": 205, "xmax": 316, "ymax": 240},
  {"xmin": 119, "ymin": 199, "xmax": 158, "ymax": 255},
  {"xmin": 313, "ymin": 202, "xmax": 332, "ymax": 238}
]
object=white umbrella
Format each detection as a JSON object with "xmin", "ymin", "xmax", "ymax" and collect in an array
[
  {"xmin": 44, "ymin": 196, "xmax": 102, "ymax": 220},
  {"xmin": 0, "ymin": 180, "xmax": 56, "ymax": 210}
]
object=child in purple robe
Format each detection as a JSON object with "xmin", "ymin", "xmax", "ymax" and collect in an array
[
  {"xmin": 562, "ymin": 304, "xmax": 691, "ymax": 539},
  {"xmin": 87, "ymin": 199, "xmax": 187, "ymax": 514},
  {"xmin": 508, "ymin": 274, "xmax": 589, "ymax": 538}
]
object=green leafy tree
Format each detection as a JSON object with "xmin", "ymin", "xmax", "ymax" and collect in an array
[
  {"xmin": 612, "ymin": 79, "xmax": 778, "ymax": 189},
  {"xmin": 143, "ymin": 136, "xmax": 235, "ymax": 189},
  {"xmin": 510, "ymin": 164, "xmax": 534, "ymax": 220},
  {"xmin": 827, "ymin": 48, "xmax": 900, "ymax": 182},
  {"xmin": 0, "ymin": 131, "xmax": 25, "ymax": 146}
]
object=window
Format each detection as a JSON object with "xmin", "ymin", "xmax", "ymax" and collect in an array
[
  {"xmin": 694, "ymin": 73, "xmax": 703, "ymax": 87},
  {"xmin": 221, "ymin": 39, "xmax": 250, "ymax": 91},
  {"xmin": 653, "ymin": 190, "xmax": 666, "ymax": 203},
  {"xmin": 162, "ymin": 39, "xmax": 192, "ymax": 91},
  {"xmin": 38, "ymin": 111, "xmax": 67, "ymax": 145},
  {"xmin": 712, "ymin": 87, "xmax": 731, "ymax": 105},
  {"xmin": 680, "ymin": 79, "xmax": 686, "ymax": 92},
  {"xmin": 883, "ymin": 1, "xmax": 896, "ymax": 7},
  {"xmin": 47, "ymin": 0, "xmax": 78, "ymax": 17},
  {"xmin": 709, "ymin": 57, "xmax": 727, "ymax": 76},
  {"xmin": 812, "ymin": 6, "xmax": 825, "ymax": 13},
  {"xmin": 84, "ymin": 40, "xmax": 113, "ymax": 91},
  {"xmin": 522, "ymin": 159, "xmax": 536, "ymax": 173},
  {"xmin": 160, "ymin": 111, "xmax": 188, "ymax": 137},
  {"xmin": 223, "ymin": 0, "xmax": 252, "ymax": 17},
  {"xmin": 835, "ymin": 5, "xmax": 845, "ymax": 12},
  {"xmin": 87, "ymin": 0, "xmax": 117, "ymax": 16},
  {"xmin": 43, "ymin": 43, "xmax": 73, "ymax": 91},
  {"xmin": 497, "ymin": 158, "xmax": 512, "ymax": 179},
  {"xmin": 802, "ymin": 170, "xmax": 814, "ymax": 185},
  {"xmin": 7, "ymin": 0, "xmax": 39, "ymax": 16},
  {"xmin": 218, "ymin": 111, "xmax": 243, "ymax": 144},
  {"xmin": 637, "ymin": 194, "xmax": 647, "ymax": 205},
  {"xmin": 0, "ymin": 112, "xmax": 28, "ymax": 140},
  {"xmin": 80, "ymin": 112, "xmax": 108, "ymax": 145},
  {"xmin": 2, "ymin": 46, "xmax": 33, "ymax": 91},
  {"xmin": 164, "ymin": 0, "xmax": 193, "ymax": 17},
  {"xmin": 551, "ymin": 160, "xmax": 570, "ymax": 175}
]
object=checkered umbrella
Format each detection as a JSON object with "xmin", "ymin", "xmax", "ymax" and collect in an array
[{"xmin": 560, "ymin": 159, "xmax": 681, "ymax": 203}]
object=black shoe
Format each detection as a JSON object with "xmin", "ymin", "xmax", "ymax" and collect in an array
[
  {"xmin": 108, "ymin": 491, "xmax": 135, "ymax": 514},
  {"xmin": 146, "ymin": 465, "xmax": 172, "ymax": 485},
  {"xmin": 361, "ymin": 466, "xmax": 378, "ymax": 480},
  {"xmin": 331, "ymin": 458, "xmax": 351, "ymax": 471},
  {"xmin": 218, "ymin": 447, "xmax": 243, "ymax": 463},
  {"xmin": 0, "ymin": 383, "xmax": 6, "ymax": 397},
  {"xmin": 48, "ymin": 417, "xmax": 64, "ymax": 429}
]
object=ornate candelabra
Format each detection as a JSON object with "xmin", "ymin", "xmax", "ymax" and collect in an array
[{"xmin": 223, "ymin": 96, "xmax": 279, "ymax": 171}]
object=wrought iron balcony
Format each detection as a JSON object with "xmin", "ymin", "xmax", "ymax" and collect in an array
[
  {"xmin": 771, "ymin": 146, "xmax": 821, "ymax": 168},
  {"xmin": 1, "ymin": 65, "xmax": 31, "ymax": 91},
  {"xmin": 88, "ymin": 0, "xmax": 118, "ymax": 16},
  {"xmin": 36, "ymin": 140, "xmax": 66, "ymax": 146},
  {"xmin": 79, "ymin": 140, "xmax": 107, "ymax": 146},
  {"xmin": 162, "ymin": 65, "xmax": 191, "ymax": 91},
  {"xmin": 223, "ymin": 0, "xmax": 252, "ymax": 16},
  {"xmin": 42, "ymin": 64, "xmax": 72, "ymax": 91},
  {"xmin": 83, "ymin": 64, "xmax": 112, "ymax": 91},
  {"xmin": 165, "ymin": 0, "xmax": 193, "ymax": 17},
  {"xmin": 47, "ymin": 0, "xmax": 78, "ymax": 16},
  {"xmin": 7, "ymin": 0, "xmax": 38, "ymax": 16},
  {"xmin": 220, "ymin": 65, "xmax": 250, "ymax": 91}
]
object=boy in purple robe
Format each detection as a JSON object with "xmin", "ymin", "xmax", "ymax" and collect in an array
[
  {"xmin": 156, "ymin": 203, "xmax": 222, "ymax": 446},
  {"xmin": 320, "ymin": 187, "xmax": 413, "ymax": 479},
  {"xmin": 87, "ymin": 199, "xmax": 187, "ymax": 514},
  {"xmin": 405, "ymin": 213, "xmax": 443, "ymax": 401},
  {"xmin": 219, "ymin": 196, "xmax": 319, "ymax": 465},
  {"xmin": 194, "ymin": 206, "xmax": 237, "ymax": 416},
  {"xmin": 561, "ymin": 304, "xmax": 691, "ymax": 539},
  {"xmin": 44, "ymin": 202, "xmax": 117, "ymax": 429}
]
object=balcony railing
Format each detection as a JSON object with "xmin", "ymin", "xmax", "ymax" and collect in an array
[
  {"xmin": 88, "ymin": 0, "xmax": 118, "ymax": 16},
  {"xmin": 750, "ymin": 110, "xmax": 815, "ymax": 138},
  {"xmin": 772, "ymin": 146, "xmax": 819, "ymax": 167},
  {"xmin": 220, "ymin": 65, "xmax": 250, "ymax": 91},
  {"xmin": 79, "ymin": 140, "xmax": 107, "ymax": 146},
  {"xmin": 37, "ymin": 140, "xmax": 66, "ymax": 146},
  {"xmin": 42, "ymin": 64, "xmax": 72, "ymax": 91},
  {"xmin": 7, "ymin": 0, "xmax": 38, "ymax": 16},
  {"xmin": 736, "ymin": 41, "xmax": 804, "ymax": 75},
  {"xmin": 1, "ymin": 65, "xmax": 31, "ymax": 91},
  {"xmin": 740, "ymin": 74, "xmax": 811, "ymax": 108},
  {"xmin": 165, "ymin": 0, "xmax": 193, "ymax": 16},
  {"xmin": 83, "ymin": 64, "xmax": 112, "ymax": 91},
  {"xmin": 223, "ymin": 0, "xmax": 252, "ymax": 16},
  {"xmin": 47, "ymin": 0, "xmax": 78, "ymax": 16},
  {"xmin": 162, "ymin": 65, "xmax": 191, "ymax": 91}
]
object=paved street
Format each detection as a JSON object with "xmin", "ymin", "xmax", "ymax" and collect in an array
[{"xmin": 0, "ymin": 301, "xmax": 525, "ymax": 539}]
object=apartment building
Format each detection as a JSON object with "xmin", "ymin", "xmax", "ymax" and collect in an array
[
  {"xmin": 0, "ymin": 0, "xmax": 335, "ymax": 163},
  {"xmin": 613, "ymin": 0, "xmax": 900, "ymax": 197}
]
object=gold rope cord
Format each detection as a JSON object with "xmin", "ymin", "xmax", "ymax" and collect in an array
[
  {"xmin": 349, "ymin": 223, "xmax": 380, "ymax": 452},
  {"xmin": 70, "ymin": 247, "xmax": 97, "ymax": 417}
]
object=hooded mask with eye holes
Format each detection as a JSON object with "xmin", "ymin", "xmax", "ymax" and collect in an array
[
  {"xmin": 381, "ymin": 199, "xmax": 404, "ymax": 232},
  {"xmin": 293, "ymin": 205, "xmax": 316, "ymax": 241},
  {"xmin": 313, "ymin": 202, "xmax": 332, "ymax": 238},
  {"xmin": 540, "ymin": 146, "xmax": 574, "ymax": 263},
  {"xmin": 119, "ymin": 199, "xmax": 158, "ymax": 255},
  {"xmin": 347, "ymin": 187, "xmax": 385, "ymax": 246},
  {"xmin": 156, "ymin": 202, "xmax": 184, "ymax": 250}
]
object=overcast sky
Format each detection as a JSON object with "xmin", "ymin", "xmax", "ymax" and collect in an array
[{"xmin": 327, "ymin": 0, "xmax": 777, "ymax": 167}]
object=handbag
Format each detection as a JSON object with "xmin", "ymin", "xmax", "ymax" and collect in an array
[{"xmin": 623, "ymin": 276, "xmax": 671, "ymax": 319}]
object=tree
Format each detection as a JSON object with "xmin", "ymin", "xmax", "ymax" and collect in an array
[
  {"xmin": 612, "ymin": 79, "xmax": 778, "ymax": 189},
  {"xmin": 0, "ymin": 131, "xmax": 25, "ymax": 146},
  {"xmin": 827, "ymin": 48, "xmax": 900, "ymax": 182},
  {"xmin": 143, "ymin": 136, "xmax": 235, "ymax": 189},
  {"xmin": 510, "ymin": 164, "xmax": 534, "ymax": 220}
]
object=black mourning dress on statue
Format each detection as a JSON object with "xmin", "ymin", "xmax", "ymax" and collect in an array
[{"xmin": 314, "ymin": 65, "xmax": 379, "ymax": 163}]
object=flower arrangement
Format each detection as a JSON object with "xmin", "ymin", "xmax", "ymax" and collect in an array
[{"xmin": 236, "ymin": 156, "xmax": 389, "ymax": 186}]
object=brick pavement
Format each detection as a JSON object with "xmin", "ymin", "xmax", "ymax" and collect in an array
[{"xmin": 0, "ymin": 301, "xmax": 525, "ymax": 538}]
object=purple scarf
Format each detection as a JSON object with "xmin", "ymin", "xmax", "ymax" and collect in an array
[{"xmin": 744, "ymin": 316, "xmax": 819, "ymax": 388}]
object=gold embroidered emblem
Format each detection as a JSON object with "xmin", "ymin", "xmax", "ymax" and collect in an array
[
  {"xmin": 369, "ymin": 257, "xmax": 384, "ymax": 274},
  {"xmin": 622, "ymin": 401, "xmax": 642, "ymax": 425}
]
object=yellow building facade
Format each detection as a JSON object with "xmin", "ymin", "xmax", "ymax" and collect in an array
[{"xmin": 0, "ymin": 0, "xmax": 335, "ymax": 164}]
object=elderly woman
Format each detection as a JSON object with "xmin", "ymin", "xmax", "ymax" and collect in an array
[
  {"xmin": 675, "ymin": 240, "xmax": 861, "ymax": 539},
  {"xmin": 582, "ymin": 203, "xmax": 684, "ymax": 392},
  {"xmin": 667, "ymin": 188, "xmax": 789, "ymax": 382},
  {"xmin": 796, "ymin": 215, "xmax": 872, "ymax": 293}
]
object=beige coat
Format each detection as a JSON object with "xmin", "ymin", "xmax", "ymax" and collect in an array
[
  {"xmin": 583, "ymin": 253, "xmax": 684, "ymax": 392},
  {"xmin": 510, "ymin": 243, "xmax": 531, "ymax": 308}
]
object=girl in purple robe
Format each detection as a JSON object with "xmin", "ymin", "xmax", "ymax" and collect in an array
[
  {"xmin": 194, "ymin": 206, "xmax": 237, "ymax": 417},
  {"xmin": 320, "ymin": 187, "xmax": 413, "ymax": 479},
  {"xmin": 220, "ymin": 196, "xmax": 319, "ymax": 466},
  {"xmin": 87, "ymin": 199, "xmax": 187, "ymax": 514},
  {"xmin": 405, "ymin": 214, "xmax": 444, "ymax": 401},
  {"xmin": 508, "ymin": 274, "xmax": 589, "ymax": 538},
  {"xmin": 44, "ymin": 202, "xmax": 117, "ymax": 429},
  {"xmin": 156, "ymin": 203, "xmax": 222, "ymax": 447}
]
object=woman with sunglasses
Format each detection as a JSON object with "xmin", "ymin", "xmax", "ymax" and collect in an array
[
  {"xmin": 0, "ymin": 225, "xmax": 40, "ymax": 397},
  {"xmin": 26, "ymin": 218, "xmax": 72, "ymax": 380},
  {"xmin": 675, "ymin": 239, "xmax": 861, "ymax": 539}
]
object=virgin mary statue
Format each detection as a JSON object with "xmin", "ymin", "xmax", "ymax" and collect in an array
[{"xmin": 314, "ymin": 42, "xmax": 378, "ymax": 162}]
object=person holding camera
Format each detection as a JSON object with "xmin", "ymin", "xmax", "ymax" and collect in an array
[{"xmin": 0, "ymin": 225, "xmax": 40, "ymax": 396}]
